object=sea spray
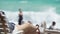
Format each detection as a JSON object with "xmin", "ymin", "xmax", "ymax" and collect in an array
[{"xmin": 1, "ymin": 7, "xmax": 60, "ymax": 29}]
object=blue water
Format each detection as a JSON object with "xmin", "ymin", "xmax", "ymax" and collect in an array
[{"xmin": 0, "ymin": 0, "xmax": 60, "ymax": 28}]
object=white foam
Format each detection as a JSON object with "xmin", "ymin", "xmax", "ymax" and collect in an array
[{"xmin": 1, "ymin": 7, "xmax": 60, "ymax": 29}]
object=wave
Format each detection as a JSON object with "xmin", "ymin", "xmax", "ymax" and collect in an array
[{"xmin": 0, "ymin": 7, "xmax": 60, "ymax": 28}]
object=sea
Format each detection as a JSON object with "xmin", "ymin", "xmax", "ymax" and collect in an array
[{"xmin": 0, "ymin": 0, "xmax": 60, "ymax": 29}]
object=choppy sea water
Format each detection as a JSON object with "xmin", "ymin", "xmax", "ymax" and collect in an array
[{"xmin": 1, "ymin": 7, "xmax": 60, "ymax": 29}]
